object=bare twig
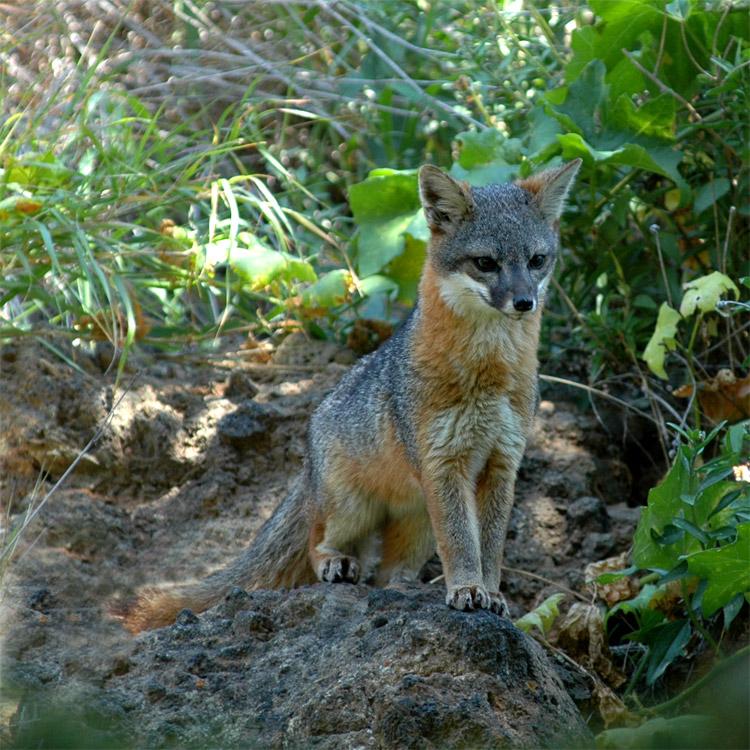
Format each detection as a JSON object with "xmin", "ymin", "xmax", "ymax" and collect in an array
[{"xmin": 622, "ymin": 49, "xmax": 702, "ymax": 121}]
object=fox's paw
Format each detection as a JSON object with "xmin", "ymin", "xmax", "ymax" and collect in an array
[
  {"xmin": 488, "ymin": 591, "xmax": 509, "ymax": 617},
  {"xmin": 446, "ymin": 584, "xmax": 492, "ymax": 612},
  {"xmin": 318, "ymin": 555, "xmax": 360, "ymax": 584}
]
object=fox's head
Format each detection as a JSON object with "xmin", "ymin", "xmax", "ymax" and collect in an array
[{"xmin": 418, "ymin": 160, "xmax": 580, "ymax": 319}]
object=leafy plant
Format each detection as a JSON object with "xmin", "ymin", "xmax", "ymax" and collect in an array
[{"xmin": 604, "ymin": 421, "xmax": 749, "ymax": 692}]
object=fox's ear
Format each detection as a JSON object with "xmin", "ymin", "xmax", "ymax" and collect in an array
[
  {"xmin": 516, "ymin": 158, "xmax": 581, "ymax": 226},
  {"xmin": 419, "ymin": 165, "xmax": 475, "ymax": 233}
]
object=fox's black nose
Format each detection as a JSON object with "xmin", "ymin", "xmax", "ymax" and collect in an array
[{"xmin": 513, "ymin": 296, "xmax": 534, "ymax": 312}]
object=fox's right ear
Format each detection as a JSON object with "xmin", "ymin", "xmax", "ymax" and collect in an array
[{"xmin": 418, "ymin": 165, "xmax": 475, "ymax": 234}]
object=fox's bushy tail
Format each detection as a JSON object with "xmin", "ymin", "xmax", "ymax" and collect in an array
[{"xmin": 118, "ymin": 483, "xmax": 315, "ymax": 633}]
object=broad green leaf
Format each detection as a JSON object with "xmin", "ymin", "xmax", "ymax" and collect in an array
[
  {"xmin": 451, "ymin": 162, "xmax": 518, "ymax": 188},
  {"xmin": 357, "ymin": 209, "xmax": 422, "ymax": 278},
  {"xmin": 455, "ymin": 129, "xmax": 506, "ymax": 169},
  {"xmin": 685, "ymin": 523, "xmax": 750, "ymax": 617},
  {"xmin": 349, "ymin": 169, "xmax": 422, "ymax": 278},
  {"xmin": 633, "ymin": 449, "xmax": 699, "ymax": 570},
  {"xmin": 452, "ymin": 130, "xmax": 524, "ymax": 186},
  {"xmin": 557, "ymin": 134, "xmax": 688, "ymax": 200},
  {"xmin": 544, "ymin": 60, "xmax": 608, "ymax": 142},
  {"xmin": 610, "ymin": 93, "xmax": 676, "ymax": 141},
  {"xmin": 384, "ymin": 231, "xmax": 427, "ymax": 305},
  {"xmin": 665, "ymin": 0, "xmax": 691, "ymax": 20},
  {"xmin": 724, "ymin": 420, "xmax": 749, "ymax": 455},
  {"xmin": 642, "ymin": 302, "xmax": 681, "ymax": 379},
  {"xmin": 357, "ymin": 274, "xmax": 398, "ymax": 298},
  {"xmin": 680, "ymin": 271, "xmax": 740, "ymax": 317},
  {"xmin": 228, "ymin": 246, "xmax": 285, "ymax": 290},
  {"xmin": 566, "ymin": 1, "xmax": 663, "ymax": 83},
  {"xmin": 514, "ymin": 593, "xmax": 565, "ymax": 636},
  {"xmin": 300, "ymin": 269, "xmax": 354, "ymax": 309},
  {"xmin": 228, "ymin": 236, "xmax": 316, "ymax": 292}
]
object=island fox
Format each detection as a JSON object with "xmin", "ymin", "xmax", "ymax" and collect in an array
[{"xmin": 122, "ymin": 158, "xmax": 581, "ymax": 633}]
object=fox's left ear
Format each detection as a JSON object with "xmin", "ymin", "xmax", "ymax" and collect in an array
[{"xmin": 516, "ymin": 158, "xmax": 582, "ymax": 226}]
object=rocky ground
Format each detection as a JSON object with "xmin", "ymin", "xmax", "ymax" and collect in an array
[{"xmin": 0, "ymin": 332, "xmax": 647, "ymax": 748}]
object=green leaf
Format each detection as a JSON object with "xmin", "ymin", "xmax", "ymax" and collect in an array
[
  {"xmin": 300, "ymin": 269, "xmax": 354, "ymax": 309},
  {"xmin": 670, "ymin": 518, "xmax": 709, "ymax": 545},
  {"xmin": 646, "ymin": 618, "xmax": 691, "ymax": 685},
  {"xmin": 680, "ymin": 271, "xmax": 740, "ymax": 317},
  {"xmin": 665, "ymin": 0, "xmax": 691, "ymax": 20},
  {"xmin": 685, "ymin": 524, "xmax": 750, "ymax": 617},
  {"xmin": 349, "ymin": 169, "xmax": 422, "ymax": 278},
  {"xmin": 514, "ymin": 593, "xmax": 565, "ymax": 636},
  {"xmin": 229, "ymin": 241, "xmax": 315, "ymax": 292},
  {"xmin": 545, "ymin": 60, "xmax": 608, "ymax": 142},
  {"xmin": 557, "ymin": 134, "xmax": 687, "ymax": 199},
  {"xmin": 455, "ymin": 129, "xmax": 506, "ymax": 169},
  {"xmin": 633, "ymin": 450, "xmax": 704, "ymax": 570},
  {"xmin": 606, "ymin": 583, "xmax": 663, "ymax": 627},
  {"xmin": 566, "ymin": 1, "xmax": 663, "ymax": 82},
  {"xmin": 591, "ymin": 565, "xmax": 638, "ymax": 584},
  {"xmin": 357, "ymin": 274, "xmax": 398, "ymax": 298},
  {"xmin": 723, "ymin": 593, "xmax": 744, "ymax": 630},
  {"xmin": 724, "ymin": 421, "xmax": 749, "ymax": 455},
  {"xmin": 642, "ymin": 302, "xmax": 682, "ymax": 379},
  {"xmin": 383, "ymin": 231, "xmax": 427, "ymax": 305}
]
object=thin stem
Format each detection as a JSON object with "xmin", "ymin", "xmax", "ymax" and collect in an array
[
  {"xmin": 685, "ymin": 316, "xmax": 704, "ymax": 430},
  {"xmin": 680, "ymin": 20, "xmax": 713, "ymax": 80},
  {"xmin": 524, "ymin": 1, "xmax": 566, "ymax": 67},
  {"xmin": 650, "ymin": 224, "xmax": 674, "ymax": 309},
  {"xmin": 623, "ymin": 647, "xmax": 651, "ymax": 698},
  {"xmin": 653, "ymin": 11, "xmax": 668, "ymax": 76},
  {"xmin": 540, "ymin": 374, "xmax": 659, "ymax": 426},
  {"xmin": 593, "ymin": 168, "xmax": 641, "ymax": 215},
  {"xmin": 622, "ymin": 49, "xmax": 702, "ymax": 121}
]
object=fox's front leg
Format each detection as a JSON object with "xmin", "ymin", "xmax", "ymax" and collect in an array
[
  {"xmin": 421, "ymin": 470, "xmax": 492, "ymax": 612},
  {"xmin": 475, "ymin": 453, "xmax": 522, "ymax": 617}
]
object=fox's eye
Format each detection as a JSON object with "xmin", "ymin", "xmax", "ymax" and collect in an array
[
  {"xmin": 473, "ymin": 257, "xmax": 498, "ymax": 272},
  {"xmin": 529, "ymin": 254, "xmax": 546, "ymax": 269}
]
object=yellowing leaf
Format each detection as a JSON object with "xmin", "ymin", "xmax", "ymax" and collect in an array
[
  {"xmin": 643, "ymin": 302, "xmax": 681, "ymax": 379},
  {"xmin": 514, "ymin": 593, "xmax": 565, "ymax": 636},
  {"xmin": 680, "ymin": 271, "xmax": 739, "ymax": 318}
]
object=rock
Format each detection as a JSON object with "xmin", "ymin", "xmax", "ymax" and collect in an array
[
  {"xmin": 582, "ymin": 532, "xmax": 617, "ymax": 560},
  {"xmin": 216, "ymin": 401, "xmax": 277, "ymax": 448},
  {"xmin": 566, "ymin": 496, "xmax": 610, "ymax": 534},
  {"xmin": 10, "ymin": 583, "xmax": 593, "ymax": 749}
]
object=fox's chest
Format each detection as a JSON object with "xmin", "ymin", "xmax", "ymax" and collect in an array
[{"xmin": 424, "ymin": 391, "xmax": 530, "ymax": 477}]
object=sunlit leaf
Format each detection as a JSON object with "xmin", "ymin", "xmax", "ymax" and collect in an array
[
  {"xmin": 642, "ymin": 302, "xmax": 681, "ymax": 379},
  {"xmin": 680, "ymin": 271, "xmax": 740, "ymax": 318},
  {"xmin": 300, "ymin": 269, "xmax": 354, "ymax": 309},
  {"xmin": 514, "ymin": 593, "xmax": 565, "ymax": 636}
]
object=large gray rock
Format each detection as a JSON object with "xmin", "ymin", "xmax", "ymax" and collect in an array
[{"xmin": 10, "ymin": 582, "xmax": 592, "ymax": 748}]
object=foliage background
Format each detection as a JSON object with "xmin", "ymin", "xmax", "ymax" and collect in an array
[{"xmin": 1, "ymin": 0, "xmax": 748, "ymax": 741}]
